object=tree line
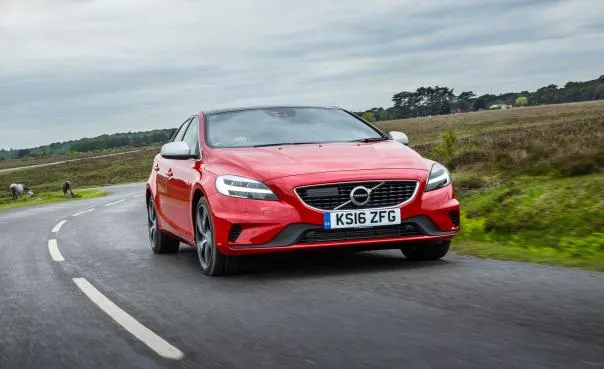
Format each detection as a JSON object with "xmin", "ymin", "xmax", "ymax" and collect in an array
[
  {"xmin": 357, "ymin": 74, "xmax": 604, "ymax": 121},
  {"xmin": 0, "ymin": 129, "xmax": 176, "ymax": 160},
  {"xmin": 2, "ymin": 74, "xmax": 603, "ymax": 159}
]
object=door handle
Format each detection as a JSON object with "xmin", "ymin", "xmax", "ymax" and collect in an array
[{"xmin": 166, "ymin": 169, "xmax": 174, "ymax": 178}]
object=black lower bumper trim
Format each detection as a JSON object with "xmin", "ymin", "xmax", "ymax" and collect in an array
[{"xmin": 232, "ymin": 215, "xmax": 456, "ymax": 248}]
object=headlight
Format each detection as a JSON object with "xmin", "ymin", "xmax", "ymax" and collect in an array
[
  {"xmin": 425, "ymin": 163, "xmax": 451, "ymax": 192},
  {"xmin": 215, "ymin": 175, "xmax": 279, "ymax": 200}
]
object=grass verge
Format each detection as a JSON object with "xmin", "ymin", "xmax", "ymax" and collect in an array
[
  {"xmin": 452, "ymin": 239, "xmax": 604, "ymax": 271},
  {"xmin": 452, "ymin": 174, "xmax": 604, "ymax": 271},
  {"xmin": 0, "ymin": 189, "xmax": 109, "ymax": 211}
]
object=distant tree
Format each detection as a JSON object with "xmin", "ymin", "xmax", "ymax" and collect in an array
[
  {"xmin": 515, "ymin": 96, "xmax": 529, "ymax": 106},
  {"xmin": 473, "ymin": 98, "xmax": 487, "ymax": 111},
  {"xmin": 392, "ymin": 86, "xmax": 455, "ymax": 118},
  {"xmin": 594, "ymin": 84, "xmax": 604, "ymax": 100},
  {"xmin": 367, "ymin": 107, "xmax": 386, "ymax": 121},
  {"xmin": 16, "ymin": 149, "xmax": 31, "ymax": 158},
  {"xmin": 455, "ymin": 91, "xmax": 476, "ymax": 112},
  {"xmin": 533, "ymin": 84, "xmax": 559, "ymax": 105},
  {"xmin": 360, "ymin": 112, "xmax": 376, "ymax": 122}
]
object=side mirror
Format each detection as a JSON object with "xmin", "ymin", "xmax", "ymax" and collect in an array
[
  {"xmin": 161, "ymin": 141, "xmax": 192, "ymax": 159},
  {"xmin": 389, "ymin": 131, "xmax": 409, "ymax": 145}
]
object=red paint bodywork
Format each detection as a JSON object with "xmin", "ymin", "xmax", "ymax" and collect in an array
[{"xmin": 147, "ymin": 112, "xmax": 460, "ymax": 255}]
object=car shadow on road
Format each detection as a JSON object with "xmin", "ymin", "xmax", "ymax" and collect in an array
[{"xmin": 179, "ymin": 246, "xmax": 453, "ymax": 280}]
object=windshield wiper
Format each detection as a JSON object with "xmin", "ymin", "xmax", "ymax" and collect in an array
[
  {"xmin": 351, "ymin": 137, "xmax": 389, "ymax": 143},
  {"xmin": 252, "ymin": 138, "xmax": 388, "ymax": 147},
  {"xmin": 252, "ymin": 142, "xmax": 320, "ymax": 147}
]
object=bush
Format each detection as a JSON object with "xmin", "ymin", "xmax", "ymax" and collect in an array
[
  {"xmin": 454, "ymin": 175, "xmax": 488, "ymax": 194},
  {"xmin": 433, "ymin": 129, "xmax": 459, "ymax": 164},
  {"xmin": 515, "ymin": 96, "xmax": 529, "ymax": 106}
]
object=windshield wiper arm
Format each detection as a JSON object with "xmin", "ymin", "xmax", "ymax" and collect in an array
[
  {"xmin": 253, "ymin": 138, "xmax": 387, "ymax": 147},
  {"xmin": 252, "ymin": 142, "xmax": 319, "ymax": 147},
  {"xmin": 351, "ymin": 137, "xmax": 389, "ymax": 143}
]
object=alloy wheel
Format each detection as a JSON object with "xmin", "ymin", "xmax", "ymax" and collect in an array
[
  {"xmin": 148, "ymin": 199, "xmax": 157, "ymax": 247},
  {"xmin": 196, "ymin": 204, "xmax": 213, "ymax": 269}
]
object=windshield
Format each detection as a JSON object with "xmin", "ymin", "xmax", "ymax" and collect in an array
[{"xmin": 205, "ymin": 107, "xmax": 384, "ymax": 148}]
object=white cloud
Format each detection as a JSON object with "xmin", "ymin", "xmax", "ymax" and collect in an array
[{"xmin": 0, "ymin": 0, "xmax": 603, "ymax": 148}]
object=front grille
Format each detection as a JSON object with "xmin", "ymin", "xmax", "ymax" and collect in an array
[
  {"xmin": 296, "ymin": 181, "xmax": 417, "ymax": 211},
  {"xmin": 298, "ymin": 223, "xmax": 422, "ymax": 244},
  {"xmin": 449, "ymin": 211, "xmax": 460, "ymax": 227}
]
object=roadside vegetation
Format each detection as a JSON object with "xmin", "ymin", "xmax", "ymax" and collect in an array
[
  {"xmin": 0, "ymin": 145, "xmax": 160, "ymax": 171},
  {"xmin": 0, "ymin": 149, "xmax": 155, "ymax": 210},
  {"xmin": 0, "ymin": 189, "xmax": 108, "ymax": 211},
  {"xmin": 376, "ymin": 100, "xmax": 604, "ymax": 271},
  {"xmin": 0, "ymin": 128, "xmax": 174, "ymax": 164},
  {"xmin": 455, "ymin": 175, "xmax": 603, "ymax": 270}
]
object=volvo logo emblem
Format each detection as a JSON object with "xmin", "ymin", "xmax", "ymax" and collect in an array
[{"xmin": 350, "ymin": 186, "xmax": 371, "ymax": 206}]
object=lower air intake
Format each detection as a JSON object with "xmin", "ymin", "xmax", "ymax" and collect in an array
[
  {"xmin": 449, "ymin": 211, "xmax": 460, "ymax": 227},
  {"xmin": 228, "ymin": 225, "xmax": 242, "ymax": 243},
  {"xmin": 299, "ymin": 223, "xmax": 422, "ymax": 244}
]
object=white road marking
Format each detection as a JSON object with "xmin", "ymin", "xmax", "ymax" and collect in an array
[
  {"xmin": 51, "ymin": 220, "xmax": 68, "ymax": 233},
  {"xmin": 132, "ymin": 194, "xmax": 145, "ymax": 198},
  {"xmin": 73, "ymin": 208, "xmax": 95, "ymax": 217},
  {"xmin": 48, "ymin": 239, "xmax": 65, "ymax": 262},
  {"xmin": 72, "ymin": 278, "xmax": 184, "ymax": 360},
  {"xmin": 104, "ymin": 199, "xmax": 126, "ymax": 207}
]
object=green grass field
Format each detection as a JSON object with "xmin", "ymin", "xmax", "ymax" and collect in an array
[
  {"xmin": 375, "ymin": 100, "xmax": 604, "ymax": 270},
  {"xmin": 0, "ymin": 148, "xmax": 156, "ymax": 210},
  {"xmin": 1, "ymin": 101, "xmax": 603, "ymax": 270}
]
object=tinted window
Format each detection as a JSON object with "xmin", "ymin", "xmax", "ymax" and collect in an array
[
  {"xmin": 206, "ymin": 107, "xmax": 383, "ymax": 148},
  {"xmin": 172, "ymin": 119, "xmax": 191, "ymax": 142},
  {"xmin": 182, "ymin": 117, "xmax": 200, "ymax": 156}
]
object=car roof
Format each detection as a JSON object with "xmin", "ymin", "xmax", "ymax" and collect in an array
[{"xmin": 201, "ymin": 105, "xmax": 340, "ymax": 115}]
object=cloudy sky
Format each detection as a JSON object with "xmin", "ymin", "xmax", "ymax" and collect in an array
[{"xmin": 1, "ymin": 0, "xmax": 603, "ymax": 149}]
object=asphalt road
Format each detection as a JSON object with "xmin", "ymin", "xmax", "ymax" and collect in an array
[{"xmin": 1, "ymin": 183, "xmax": 603, "ymax": 369}]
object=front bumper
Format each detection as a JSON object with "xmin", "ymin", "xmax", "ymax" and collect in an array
[{"xmin": 208, "ymin": 170, "xmax": 460, "ymax": 256}]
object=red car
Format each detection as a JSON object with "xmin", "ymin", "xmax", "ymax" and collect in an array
[{"xmin": 146, "ymin": 106, "xmax": 459, "ymax": 276}]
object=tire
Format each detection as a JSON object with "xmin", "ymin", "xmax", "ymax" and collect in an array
[
  {"xmin": 148, "ymin": 197, "xmax": 180, "ymax": 254},
  {"xmin": 401, "ymin": 240, "xmax": 450, "ymax": 261},
  {"xmin": 195, "ymin": 198, "xmax": 240, "ymax": 276}
]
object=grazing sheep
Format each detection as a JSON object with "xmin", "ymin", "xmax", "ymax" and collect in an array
[
  {"xmin": 9, "ymin": 183, "xmax": 34, "ymax": 200},
  {"xmin": 62, "ymin": 181, "xmax": 74, "ymax": 197}
]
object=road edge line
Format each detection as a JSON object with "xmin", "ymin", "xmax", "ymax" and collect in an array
[
  {"xmin": 104, "ymin": 199, "xmax": 126, "ymax": 207},
  {"xmin": 48, "ymin": 239, "xmax": 65, "ymax": 262},
  {"xmin": 51, "ymin": 220, "xmax": 67, "ymax": 233},
  {"xmin": 73, "ymin": 208, "xmax": 95, "ymax": 217},
  {"xmin": 72, "ymin": 278, "xmax": 184, "ymax": 360}
]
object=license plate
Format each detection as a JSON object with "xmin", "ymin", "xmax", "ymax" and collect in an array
[{"xmin": 323, "ymin": 209, "xmax": 401, "ymax": 229}]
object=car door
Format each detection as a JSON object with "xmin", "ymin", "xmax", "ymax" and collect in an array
[
  {"xmin": 163, "ymin": 116, "xmax": 202, "ymax": 241},
  {"xmin": 157, "ymin": 118, "xmax": 192, "ymax": 235}
]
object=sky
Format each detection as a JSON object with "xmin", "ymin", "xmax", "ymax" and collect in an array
[{"xmin": 1, "ymin": 0, "xmax": 603, "ymax": 150}]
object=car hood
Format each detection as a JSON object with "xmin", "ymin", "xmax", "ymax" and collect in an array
[{"xmin": 206, "ymin": 141, "xmax": 428, "ymax": 181}]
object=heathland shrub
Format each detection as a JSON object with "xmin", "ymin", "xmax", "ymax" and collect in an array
[{"xmin": 434, "ymin": 129, "xmax": 459, "ymax": 159}]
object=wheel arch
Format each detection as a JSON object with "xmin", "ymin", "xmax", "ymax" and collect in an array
[
  {"xmin": 191, "ymin": 185, "xmax": 207, "ymax": 229},
  {"xmin": 146, "ymin": 185, "xmax": 153, "ymax": 205}
]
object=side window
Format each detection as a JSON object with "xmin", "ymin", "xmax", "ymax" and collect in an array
[
  {"xmin": 171, "ymin": 118, "xmax": 192, "ymax": 142},
  {"xmin": 182, "ymin": 116, "xmax": 200, "ymax": 156}
]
